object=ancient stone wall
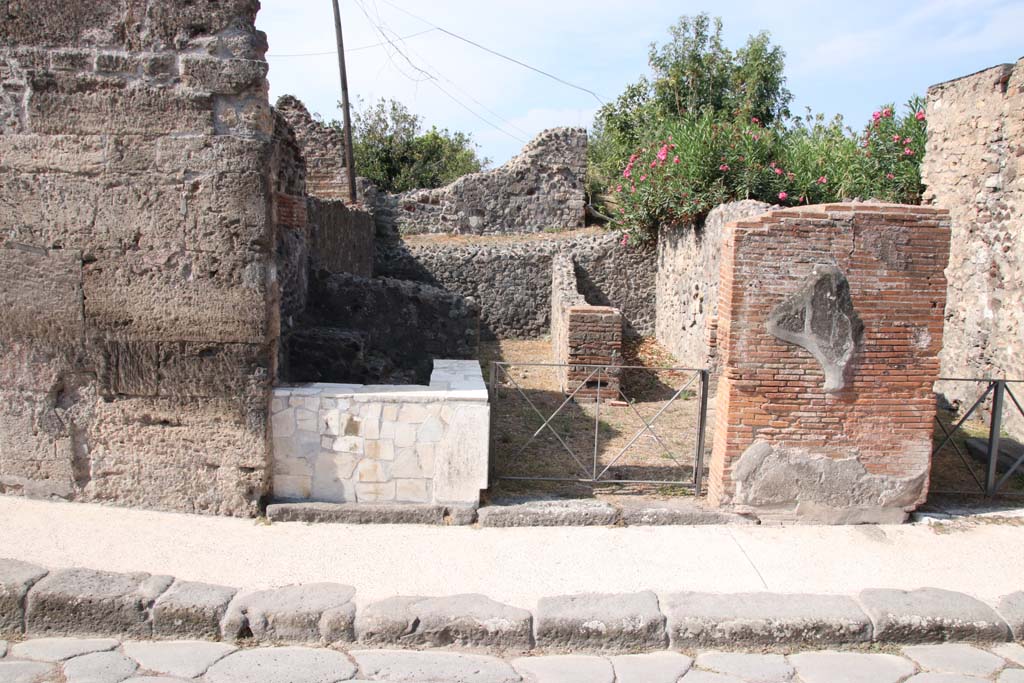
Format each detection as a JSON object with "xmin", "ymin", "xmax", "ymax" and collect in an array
[
  {"xmin": 371, "ymin": 128, "xmax": 587, "ymax": 235},
  {"xmin": 923, "ymin": 59, "xmax": 1024, "ymax": 438},
  {"xmin": 308, "ymin": 198, "xmax": 374, "ymax": 278},
  {"xmin": 275, "ymin": 95, "xmax": 350, "ymax": 201},
  {"xmin": 655, "ymin": 201, "xmax": 772, "ymax": 377},
  {"xmin": 0, "ymin": 0, "xmax": 276, "ymax": 516},
  {"xmin": 287, "ymin": 272, "xmax": 479, "ymax": 386},
  {"xmin": 708, "ymin": 204, "xmax": 951, "ymax": 523},
  {"xmin": 376, "ymin": 231, "xmax": 657, "ymax": 340},
  {"xmin": 271, "ymin": 360, "xmax": 489, "ymax": 508}
]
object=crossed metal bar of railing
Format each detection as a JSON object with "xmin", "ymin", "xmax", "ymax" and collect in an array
[
  {"xmin": 488, "ymin": 361, "xmax": 710, "ymax": 492},
  {"xmin": 932, "ymin": 378, "xmax": 1024, "ymax": 496}
]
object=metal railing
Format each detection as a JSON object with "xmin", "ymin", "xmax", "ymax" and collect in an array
[
  {"xmin": 932, "ymin": 378, "xmax": 1024, "ymax": 496},
  {"xmin": 488, "ymin": 361, "xmax": 710, "ymax": 492}
]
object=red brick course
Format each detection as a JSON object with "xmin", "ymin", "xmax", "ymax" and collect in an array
[{"xmin": 707, "ymin": 203, "xmax": 951, "ymax": 508}]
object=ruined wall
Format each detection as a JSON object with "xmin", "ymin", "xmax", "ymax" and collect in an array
[
  {"xmin": 708, "ymin": 204, "xmax": 951, "ymax": 524},
  {"xmin": 0, "ymin": 1, "xmax": 276, "ymax": 516},
  {"xmin": 377, "ymin": 231, "xmax": 657, "ymax": 339},
  {"xmin": 923, "ymin": 59, "xmax": 1024, "ymax": 438},
  {"xmin": 275, "ymin": 95, "xmax": 350, "ymax": 200},
  {"xmin": 656, "ymin": 201, "xmax": 772, "ymax": 375},
  {"xmin": 288, "ymin": 272, "xmax": 480, "ymax": 386},
  {"xmin": 551, "ymin": 254, "xmax": 622, "ymax": 399},
  {"xmin": 308, "ymin": 198, "xmax": 374, "ymax": 278},
  {"xmin": 372, "ymin": 127, "xmax": 586, "ymax": 235}
]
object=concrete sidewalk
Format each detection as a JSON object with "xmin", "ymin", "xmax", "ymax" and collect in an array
[{"xmin": 0, "ymin": 497, "xmax": 1021, "ymax": 609}]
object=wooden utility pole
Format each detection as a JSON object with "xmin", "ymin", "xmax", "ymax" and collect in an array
[{"xmin": 331, "ymin": 0, "xmax": 358, "ymax": 203}]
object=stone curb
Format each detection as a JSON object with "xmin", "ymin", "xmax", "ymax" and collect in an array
[{"xmin": 1, "ymin": 558, "xmax": 1021, "ymax": 653}]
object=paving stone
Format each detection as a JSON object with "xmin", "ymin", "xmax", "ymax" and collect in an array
[
  {"xmin": 610, "ymin": 652, "xmax": 693, "ymax": 683},
  {"xmin": 535, "ymin": 591, "xmax": 666, "ymax": 651},
  {"xmin": 25, "ymin": 568, "xmax": 173, "ymax": 638},
  {"xmin": 221, "ymin": 583, "xmax": 356, "ymax": 644},
  {"xmin": 356, "ymin": 594, "xmax": 532, "ymax": 649},
  {"xmin": 266, "ymin": 502, "xmax": 448, "ymax": 525},
  {"xmin": 476, "ymin": 499, "xmax": 619, "ymax": 527},
  {"xmin": 1000, "ymin": 671, "xmax": 1024, "ymax": 683},
  {"xmin": 121, "ymin": 640, "xmax": 237, "ymax": 678},
  {"xmin": 0, "ymin": 558, "xmax": 48, "ymax": 635},
  {"xmin": 445, "ymin": 505, "xmax": 479, "ymax": 526},
  {"xmin": 993, "ymin": 643, "xmax": 1024, "ymax": 667},
  {"xmin": 122, "ymin": 678, "xmax": 193, "ymax": 683},
  {"xmin": 353, "ymin": 649, "xmax": 520, "ymax": 683},
  {"xmin": 152, "ymin": 580, "xmax": 236, "ymax": 639},
  {"xmin": 789, "ymin": 651, "xmax": 918, "ymax": 683},
  {"xmin": 903, "ymin": 644, "xmax": 1005, "ymax": 676},
  {"xmin": 905, "ymin": 674, "xmax": 992, "ymax": 683},
  {"xmin": 617, "ymin": 500, "xmax": 756, "ymax": 526},
  {"xmin": 997, "ymin": 593, "xmax": 1024, "ymax": 640},
  {"xmin": 204, "ymin": 646, "xmax": 357, "ymax": 683},
  {"xmin": 62, "ymin": 651, "xmax": 138, "ymax": 683},
  {"xmin": 512, "ymin": 655, "xmax": 614, "ymax": 683},
  {"xmin": 0, "ymin": 660, "xmax": 57, "ymax": 683},
  {"xmin": 680, "ymin": 673, "xmax": 746, "ymax": 683},
  {"xmin": 10, "ymin": 636, "xmax": 119, "ymax": 661},
  {"xmin": 694, "ymin": 652, "xmax": 795, "ymax": 682},
  {"xmin": 665, "ymin": 592, "xmax": 871, "ymax": 647},
  {"xmin": 860, "ymin": 588, "xmax": 1010, "ymax": 642}
]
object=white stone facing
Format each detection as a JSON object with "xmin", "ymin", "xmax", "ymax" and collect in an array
[{"xmin": 270, "ymin": 360, "xmax": 488, "ymax": 508}]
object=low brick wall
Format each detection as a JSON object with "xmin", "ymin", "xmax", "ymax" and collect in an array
[
  {"xmin": 271, "ymin": 360, "xmax": 489, "ymax": 508},
  {"xmin": 551, "ymin": 254, "xmax": 623, "ymax": 400},
  {"xmin": 708, "ymin": 203, "xmax": 951, "ymax": 523}
]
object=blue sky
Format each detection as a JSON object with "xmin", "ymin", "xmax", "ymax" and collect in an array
[{"xmin": 257, "ymin": 0, "xmax": 1023, "ymax": 166}]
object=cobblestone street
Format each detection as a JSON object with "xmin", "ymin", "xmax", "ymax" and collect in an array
[{"xmin": 4, "ymin": 637, "xmax": 1024, "ymax": 683}]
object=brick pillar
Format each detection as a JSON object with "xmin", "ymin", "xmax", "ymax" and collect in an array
[{"xmin": 707, "ymin": 204, "xmax": 951, "ymax": 523}]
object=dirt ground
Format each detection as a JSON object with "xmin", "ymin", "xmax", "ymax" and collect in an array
[{"xmin": 480, "ymin": 337, "xmax": 1024, "ymax": 506}]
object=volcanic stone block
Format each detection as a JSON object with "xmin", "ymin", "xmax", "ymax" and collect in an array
[
  {"xmin": 352, "ymin": 650, "xmax": 520, "ymax": 683},
  {"xmin": 476, "ymin": 499, "xmax": 619, "ymax": 527},
  {"xmin": 25, "ymin": 568, "xmax": 173, "ymax": 637},
  {"xmin": 664, "ymin": 592, "xmax": 872, "ymax": 647},
  {"xmin": 27, "ymin": 73, "xmax": 214, "ymax": 136},
  {"xmin": 610, "ymin": 653, "xmax": 694, "ymax": 683},
  {"xmin": 184, "ymin": 172, "xmax": 270, "ymax": 253},
  {"xmin": 152, "ymin": 580, "xmax": 237, "ymax": 639},
  {"xmin": 156, "ymin": 342, "xmax": 268, "ymax": 399},
  {"xmin": 265, "ymin": 502, "xmax": 447, "ymax": 525},
  {"xmin": 0, "ymin": 558, "xmax": 48, "ymax": 635},
  {"xmin": 356, "ymin": 594, "xmax": 533, "ymax": 649},
  {"xmin": 204, "ymin": 646, "xmax": 356, "ymax": 683},
  {"xmin": 766, "ymin": 265, "xmax": 863, "ymax": 392},
  {"xmin": 859, "ymin": 588, "xmax": 1010, "ymax": 642},
  {"xmin": 180, "ymin": 57, "xmax": 268, "ymax": 94},
  {"xmin": 0, "ymin": 245, "xmax": 83, "ymax": 344},
  {"xmin": 221, "ymin": 584, "xmax": 356, "ymax": 644},
  {"xmin": 511, "ymin": 655, "xmax": 615, "ymax": 683},
  {"xmin": 997, "ymin": 592, "xmax": 1024, "ymax": 640},
  {"xmin": 536, "ymin": 591, "xmax": 667, "ymax": 651}
]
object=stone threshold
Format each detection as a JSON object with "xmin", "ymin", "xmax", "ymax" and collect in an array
[
  {"xmin": 265, "ymin": 497, "xmax": 758, "ymax": 527},
  {"xmin": 3, "ymin": 558, "xmax": 1022, "ymax": 655}
]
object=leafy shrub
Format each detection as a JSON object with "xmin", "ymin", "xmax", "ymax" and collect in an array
[
  {"xmin": 350, "ymin": 98, "xmax": 488, "ymax": 194},
  {"xmin": 608, "ymin": 100, "xmax": 928, "ymax": 243}
]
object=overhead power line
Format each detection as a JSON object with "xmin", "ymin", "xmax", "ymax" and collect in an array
[
  {"xmin": 267, "ymin": 28, "xmax": 435, "ymax": 57},
  {"xmin": 379, "ymin": 0, "xmax": 606, "ymax": 105}
]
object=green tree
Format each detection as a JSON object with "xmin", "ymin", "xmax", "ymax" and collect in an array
[{"xmin": 348, "ymin": 98, "xmax": 488, "ymax": 193}]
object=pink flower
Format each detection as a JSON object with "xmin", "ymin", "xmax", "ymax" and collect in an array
[
  {"xmin": 657, "ymin": 145, "xmax": 669, "ymax": 161},
  {"xmin": 673, "ymin": 156, "xmax": 680, "ymax": 164},
  {"xmin": 615, "ymin": 184, "xmax": 622, "ymax": 192},
  {"xmin": 719, "ymin": 164, "xmax": 730, "ymax": 171},
  {"xmin": 751, "ymin": 116, "xmax": 761, "ymax": 124},
  {"xmin": 872, "ymin": 111, "xmax": 881, "ymax": 121},
  {"xmin": 620, "ymin": 234, "xmax": 629, "ymax": 246},
  {"xmin": 639, "ymin": 174, "xmax": 647, "ymax": 181},
  {"xmin": 892, "ymin": 134, "xmax": 901, "ymax": 142},
  {"xmin": 904, "ymin": 147, "xmax": 914, "ymax": 156},
  {"xmin": 629, "ymin": 154, "xmax": 638, "ymax": 163},
  {"xmin": 903, "ymin": 137, "xmax": 912, "ymax": 144},
  {"xmin": 669, "ymin": 143, "xmax": 676, "ymax": 150},
  {"xmin": 817, "ymin": 176, "xmax": 828, "ymax": 184},
  {"xmin": 623, "ymin": 167, "xmax": 631, "ymax": 179},
  {"xmin": 778, "ymin": 191, "xmax": 788, "ymax": 201},
  {"xmin": 752, "ymin": 134, "xmax": 760, "ymax": 141},
  {"xmin": 915, "ymin": 110, "xmax": 926, "ymax": 121},
  {"xmin": 774, "ymin": 167, "xmax": 783, "ymax": 176},
  {"xmin": 787, "ymin": 172, "xmax": 795, "ymax": 180},
  {"xmin": 886, "ymin": 173, "xmax": 895, "ymax": 180},
  {"xmin": 882, "ymin": 107, "xmax": 892, "ymax": 118},
  {"xmin": 630, "ymin": 184, "xmax": 636, "ymax": 193}
]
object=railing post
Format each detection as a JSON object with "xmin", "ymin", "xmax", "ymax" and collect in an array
[
  {"xmin": 693, "ymin": 369, "xmax": 710, "ymax": 495},
  {"xmin": 986, "ymin": 380, "xmax": 1006, "ymax": 496}
]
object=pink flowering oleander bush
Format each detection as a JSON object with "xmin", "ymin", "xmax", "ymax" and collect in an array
[{"xmin": 608, "ymin": 98, "xmax": 927, "ymax": 243}]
